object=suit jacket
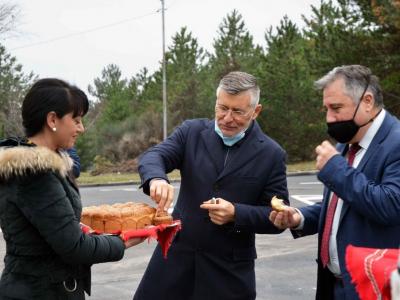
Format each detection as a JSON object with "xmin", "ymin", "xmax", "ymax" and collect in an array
[
  {"xmin": 297, "ymin": 111, "xmax": 400, "ymax": 299},
  {"xmin": 134, "ymin": 119, "xmax": 288, "ymax": 300}
]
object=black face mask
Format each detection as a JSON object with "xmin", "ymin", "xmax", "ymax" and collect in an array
[
  {"xmin": 327, "ymin": 120, "xmax": 360, "ymax": 143},
  {"xmin": 326, "ymin": 80, "xmax": 377, "ymax": 143}
]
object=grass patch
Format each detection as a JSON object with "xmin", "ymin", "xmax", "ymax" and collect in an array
[
  {"xmin": 78, "ymin": 163, "xmax": 316, "ymax": 185},
  {"xmin": 77, "ymin": 169, "xmax": 181, "ymax": 185},
  {"xmin": 78, "ymin": 162, "xmax": 316, "ymax": 185},
  {"xmin": 287, "ymin": 161, "xmax": 316, "ymax": 173}
]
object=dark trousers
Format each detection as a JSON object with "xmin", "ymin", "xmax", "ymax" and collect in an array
[{"xmin": 333, "ymin": 278, "xmax": 345, "ymax": 300}]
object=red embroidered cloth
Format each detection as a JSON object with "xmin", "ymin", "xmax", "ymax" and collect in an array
[
  {"xmin": 346, "ymin": 245, "xmax": 399, "ymax": 300},
  {"xmin": 81, "ymin": 220, "xmax": 181, "ymax": 258}
]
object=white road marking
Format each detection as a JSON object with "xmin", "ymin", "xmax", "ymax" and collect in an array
[
  {"xmin": 291, "ymin": 195, "xmax": 322, "ymax": 205},
  {"xmin": 300, "ymin": 181, "xmax": 322, "ymax": 185},
  {"xmin": 99, "ymin": 188, "xmax": 137, "ymax": 192}
]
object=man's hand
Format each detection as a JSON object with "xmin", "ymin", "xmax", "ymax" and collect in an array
[
  {"xmin": 315, "ymin": 140, "xmax": 339, "ymax": 170},
  {"xmin": 149, "ymin": 179, "xmax": 174, "ymax": 212},
  {"xmin": 200, "ymin": 198, "xmax": 235, "ymax": 225},
  {"xmin": 269, "ymin": 206, "xmax": 301, "ymax": 230}
]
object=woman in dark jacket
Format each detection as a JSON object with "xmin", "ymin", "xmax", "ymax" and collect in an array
[{"xmin": 0, "ymin": 78, "xmax": 142, "ymax": 299}]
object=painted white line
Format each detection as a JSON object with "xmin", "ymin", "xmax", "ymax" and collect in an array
[
  {"xmin": 300, "ymin": 181, "xmax": 322, "ymax": 185},
  {"xmin": 291, "ymin": 195, "xmax": 322, "ymax": 205},
  {"xmin": 122, "ymin": 188, "xmax": 137, "ymax": 192},
  {"xmin": 99, "ymin": 188, "xmax": 137, "ymax": 192}
]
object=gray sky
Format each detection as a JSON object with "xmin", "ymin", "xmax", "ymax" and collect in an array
[{"xmin": 4, "ymin": 0, "xmax": 321, "ymax": 94}]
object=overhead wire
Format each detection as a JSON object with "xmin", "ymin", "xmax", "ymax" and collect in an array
[
  {"xmin": 9, "ymin": 0, "xmax": 182, "ymax": 51},
  {"xmin": 10, "ymin": 10, "xmax": 159, "ymax": 51}
]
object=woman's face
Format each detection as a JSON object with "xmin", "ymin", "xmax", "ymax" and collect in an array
[{"xmin": 54, "ymin": 112, "xmax": 85, "ymax": 149}]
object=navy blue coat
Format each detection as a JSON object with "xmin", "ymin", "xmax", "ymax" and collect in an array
[
  {"xmin": 297, "ymin": 112, "xmax": 400, "ymax": 299},
  {"xmin": 134, "ymin": 119, "xmax": 288, "ymax": 300}
]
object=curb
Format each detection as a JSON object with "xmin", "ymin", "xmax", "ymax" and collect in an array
[
  {"xmin": 78, "ymin": 171, "xmax": 318, "ymax": 188},
  {"xmin": 287, "ymin": 170, "xmax": 318, "ymax": 177}
]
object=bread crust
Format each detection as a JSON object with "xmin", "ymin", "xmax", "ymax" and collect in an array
[
  {"xmin": 81, "ymin": 202, "xmax": 173, "ymax": 233},
  {"xmin": 270, "ymin": 196, "xmax": 286, "ymax": 212}
]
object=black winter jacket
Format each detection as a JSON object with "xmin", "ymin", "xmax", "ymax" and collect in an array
[{"xmin": 0, "ymin": 138, "xmax": 125, "ymax": 299}]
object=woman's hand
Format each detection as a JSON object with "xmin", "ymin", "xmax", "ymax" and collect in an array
[{"xmin": 123, "ymin": 237, "xmax": 145, "ymax": 249}]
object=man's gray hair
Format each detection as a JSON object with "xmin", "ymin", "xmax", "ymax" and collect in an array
[
  {"xmin": 315, "ymin": 65, "xmax": 384, "ymax": 108},
  {"xmin": 216, "ymin": 71, "xmax": 260, "ymax": 107}
]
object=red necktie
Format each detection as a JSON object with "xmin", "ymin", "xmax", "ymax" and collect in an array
[{"xmin": 320, "ymin": 143, "xmax": 361, "ymax": 268}]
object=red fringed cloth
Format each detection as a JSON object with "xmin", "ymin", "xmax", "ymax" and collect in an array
[
  {"xmin": 81, "ymin": 220, "xmax": 181, "ymax": 258},
  {"xmin": 346, "ymin": 245, "xmax": 399, "ymax": 300}
]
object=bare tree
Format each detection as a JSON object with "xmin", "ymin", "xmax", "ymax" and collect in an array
[
  {"xmin": 0, "ymin": 2, "xmax": 20, "ymax": 39},
  {"xmin": 0, "ymin": 2, "xmax": 34, "ymax": 137}
]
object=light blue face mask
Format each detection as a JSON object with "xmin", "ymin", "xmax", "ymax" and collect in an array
[{"xmin": 214, "ymin": 121, "xmax": 246, "ymax": 146}]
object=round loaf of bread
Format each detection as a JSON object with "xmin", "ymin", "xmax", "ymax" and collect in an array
[{"xmin": 81, "ymin": 202, "xmax": 161, "ymax": 233}]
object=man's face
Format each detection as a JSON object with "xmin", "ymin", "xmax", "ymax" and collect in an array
[
  {"xmin": 215, "ymin": 89, "xmax": 262, "ymax": 137},
  {"xmin": 323, "ymin": 78, "xmax": 374, "ymax": 143},
  {"xmin": 323, "ymin": 78, "xmax": 365, "ymax": 124}
]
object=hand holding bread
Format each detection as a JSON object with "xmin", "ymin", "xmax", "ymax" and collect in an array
[
  {"xmin": 149, "ymin": 179, "xmax": 174, "ymax": 211},
  {"xmin": 268, "ymin": 196, "xmax": 301, "ymax": 230},
  {"xmin": 270, "ymin": 196, "xmax": 287, "ymax": 212}
]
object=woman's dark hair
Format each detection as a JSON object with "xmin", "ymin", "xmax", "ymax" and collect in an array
[{"xmin": 22, "ymin": 78, "xmax": 89, "ymax": 137}]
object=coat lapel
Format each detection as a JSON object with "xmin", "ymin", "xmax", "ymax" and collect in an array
[
  {"xmin": 356, "ymin": 113, "xmax": 394, "ymax": 171},
  {"xmin": 339, "ymin": 112, "xmax": 395, "ymax": 223}
]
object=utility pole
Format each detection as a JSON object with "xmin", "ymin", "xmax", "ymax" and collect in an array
[{"xmin": 161, "ymin": 0, "xmax": 167, "ymax": 140}]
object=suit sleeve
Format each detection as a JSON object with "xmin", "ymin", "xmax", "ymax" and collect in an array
[
  {"xmin": 67, "ymin": 147, "xmax": 81, "ymax": 178},
  {"xmin": 16, "ymin": 173, "xmax": 125, "ymax": 265},
  {"xmin": 291, "ymin": 202, "xmax": 322, "ymax": 238},
  {"xmin": 318, "ymin": 149, "xmax": 400, "ymax": 226},
  {"xmin": 138, "ymin": 121, "xmax": 189, "ymax": 194},
  {"xmin": 234, "ymin": 147, "xmax": 289, "ymax": 234}
]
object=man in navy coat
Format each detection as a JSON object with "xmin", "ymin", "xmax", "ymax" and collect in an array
[
  {"xmin": 270, "ymin": 65, "xmax": 400, "ymax": 299},
  {"xmin": 134, "ymin": 71, "xmax": 289, "ymax": 300}
]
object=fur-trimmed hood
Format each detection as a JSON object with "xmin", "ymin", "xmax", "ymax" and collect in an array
[{"xmin": 0, "ymin": 145, "xmax": 73, "ymax": 181}]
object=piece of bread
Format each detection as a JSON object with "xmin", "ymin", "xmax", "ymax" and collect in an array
[
  {"xmin": 153, "ymin": 210, "xmax": 173, "ymax": 225},
  {"xmin": 270, "ymin": 196, "xmax": 286, "ymax": 212}
]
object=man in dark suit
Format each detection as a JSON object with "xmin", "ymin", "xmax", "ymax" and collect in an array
[
  {"xmin": 269, "ymin": 65, "xmax": 400, "ymax": 299},
  {"xmin": 134, "ymin": 71, "xmax": 289, "ymax": 300}
]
